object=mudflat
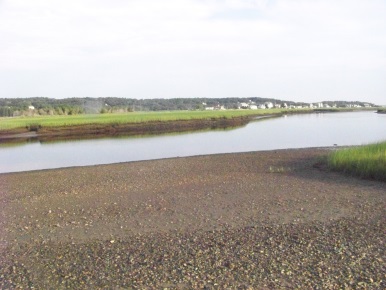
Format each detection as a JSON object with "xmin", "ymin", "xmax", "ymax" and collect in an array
[{"xmin": 0, "ymin": 148, "xmax": 384, "ymax": 288}]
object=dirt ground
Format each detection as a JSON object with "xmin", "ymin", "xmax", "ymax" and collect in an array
[{"xmin": 0, "ymin": 148, "xmax": 385, "ymax": 288}]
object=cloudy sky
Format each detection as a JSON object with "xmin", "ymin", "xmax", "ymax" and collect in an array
[{"xmin": 0, "ymin": 0, "xmax": 385, "ymax": 104}]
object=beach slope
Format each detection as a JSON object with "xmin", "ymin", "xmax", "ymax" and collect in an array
[{"xmin": 0, "ymin": 148, "xmax": 384, "ymax": 288}]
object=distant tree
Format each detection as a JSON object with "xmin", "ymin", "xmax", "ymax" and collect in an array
[
  {"xmin": 0, "ymin": 106, "xmax": 13, "ymax": 117},
  {"xmin": 100, "ymin": 108, "xmax": 108, "ymax": 114}
]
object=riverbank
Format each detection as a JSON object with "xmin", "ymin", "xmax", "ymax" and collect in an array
[
  {"xmin": 0, "ymin": 108, "xmax": 365, "ymax": 143},
  {"xmin": 0, "ymin": 148, "xmax": 384, "ymax": 288},
  {"xmin": 0, "ymin": 113, "xmax": 280, "ymax": 144},
  {"xmin": 377, "ymin": 108, "xmax": 386, "ymax": 114},
  {"xmin": 0, "ymin": 116, "xmax": 254, "ymax": 144}
]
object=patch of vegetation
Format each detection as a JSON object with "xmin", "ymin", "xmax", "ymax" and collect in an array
[
  {"xmin": 268, "ymin": 166, "xmax": 292, "ymax": 173},
  {"xmin": 26, "ymin": 123, "xmax": 42, "ymax": 132},
  {"xmin": 327, "ymin": 142, "xmax": 386, "ymax": 181}
]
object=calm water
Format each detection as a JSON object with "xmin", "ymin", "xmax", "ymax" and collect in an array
[{"xmin": 1, "ymin": 111, "xmax": 385, "ymax": 173}]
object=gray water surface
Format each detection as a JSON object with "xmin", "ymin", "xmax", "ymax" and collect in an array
[{"xmin": 1, "ymin": 111, "xmax": 385, "ymax": 173}]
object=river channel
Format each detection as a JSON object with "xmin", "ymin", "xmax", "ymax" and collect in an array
[{"xmin": 0, "ymin": 111, "xmax": 385, "ymax": 173}]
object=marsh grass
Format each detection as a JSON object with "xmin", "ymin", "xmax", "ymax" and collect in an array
[
  {"xmin": 0, "ymin": 109, "xmax": 300, "ymax": 131},
  {"xmin": 327, "ymin": 142, "xmax": 386, "ymax": 181}
]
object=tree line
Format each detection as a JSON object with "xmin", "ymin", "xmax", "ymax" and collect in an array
[
  {"xmin": 0, "ymin": 97, "xmax": 376, "ymax": 117},
  {"xmin": 0, "ymin": 97, "xmax": 284, "ymax": 116}
]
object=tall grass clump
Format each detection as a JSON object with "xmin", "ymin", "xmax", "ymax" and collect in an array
[{"xmin": 327, "ymin": 141, "xmax": 386, "ymax": 181}]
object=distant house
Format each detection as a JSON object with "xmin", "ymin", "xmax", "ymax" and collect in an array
[
  {"xmin": 28, "ymin": 105, "xmax": 35, "ymax": 110},
  {"xmin": 265, "ymin": 102, "xmax": 273, "ymax": 109},
  {"xmin": 205, "ymin": 107, "xmax": 214, "ymax": 110},
  {"xmin": 239, "ymin": 102, "xmax": 249, "ymax": 109},
  {"xmin": 250, "ymin": 105, "xmax": 258, "ymax": 110},
  {"xmin": 212, "ymin": 104, "xmax": 226, "ymax": 110},
  {"xmin": 258, "ymin": 104, "xmax": 266, "ymax": 109}
]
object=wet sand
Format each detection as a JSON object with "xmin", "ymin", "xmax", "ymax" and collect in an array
[{"xmin": 0, "ymin": 148, "xmax": 385, "ymax": 288}]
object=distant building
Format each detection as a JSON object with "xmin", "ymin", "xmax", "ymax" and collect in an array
[
  {"xmin": 214, "ymin": 105, "xmax": 226, "ymax": 110},
  {"xmin": 265, "ymin": 102, "xmax": 273, "ymax": 109},
  {"xmin": 28, "ymin": 106, "xmax": 35, "ymax": 110}
]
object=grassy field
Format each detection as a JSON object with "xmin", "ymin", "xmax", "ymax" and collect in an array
[
  {"xmin": 0, "ymin": 109, "xmax": 306, "ymax": 131},
  {"xmin": 327, "ymin": 141, "xmax": 386, "ymax": 182}
]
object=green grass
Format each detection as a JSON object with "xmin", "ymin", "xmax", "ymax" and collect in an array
[
  {"xmin": 327, "ymin": 141, "xmax": 386, "ymax": 181},
  {"xmin": 0, "ymin": 109, "xmax": 304, "ymax": 131}
]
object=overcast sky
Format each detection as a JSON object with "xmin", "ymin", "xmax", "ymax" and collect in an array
[{"xmin": 0, "ymin": 0, "xmax": 385, "ymax": 104}]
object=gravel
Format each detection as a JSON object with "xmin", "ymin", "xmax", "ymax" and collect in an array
[{"xmin": 0, "ymin": 148, "xmax": 385, "ymax": 289}]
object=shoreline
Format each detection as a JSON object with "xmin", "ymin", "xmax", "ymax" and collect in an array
[{"xmin": 1, "ymin": 148, "xmax": 385, "ymax": 288}]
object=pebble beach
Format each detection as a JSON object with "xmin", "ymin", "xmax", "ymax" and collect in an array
[{"xmin": 0, "ymin": 148, "xmax": 385, "ymax": 289}]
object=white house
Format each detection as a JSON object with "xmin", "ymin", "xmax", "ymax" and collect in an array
[
  {"xmin": 28, "ymin": 105, "xmax": 35, "ymax": 110},
  {"xmin": 265, "ymin": 102, "xmax": 273, "ymax": 109}
]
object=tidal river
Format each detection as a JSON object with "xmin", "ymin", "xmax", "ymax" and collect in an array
[{"xmin": 0, "ymin": 111, "xmax": 385, "ymax": 173}]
